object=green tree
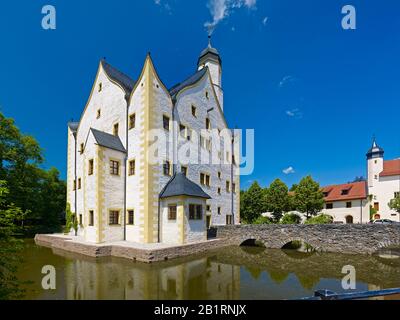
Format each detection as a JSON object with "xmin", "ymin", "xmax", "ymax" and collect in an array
[
  {"xmin": 388, "ymin": 196, "xmax": 400, "ymax": 214},
  {"xmin": 293, "ymin": 176, "xmax": 324, "ymax": 220},
  {"xmin": 304, "ymin": 214, "xmax": 333, "ymax": 224},
  {"xmin": 0, "ymin": 181, "xmax": 26, "ymax": 299},
  {"xmin": 265, "ymin": 179, "xmax": 290, "ymax": 222},
  {"xmin": 281, "ymin": 213, "xmax": 301, "ymax": 224},
  {"xmin": 240, "ymin": 182, "xmax": 268, "ymax": 223},
  {"xmin": 0, "ymin": 112, "xmax": 65, "ymax": 234}
]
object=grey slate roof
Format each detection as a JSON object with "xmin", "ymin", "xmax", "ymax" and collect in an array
[
  {"xmin": 159, "ymin": 172, "xmax": 211, "ymax": 199},
  {"xmin": 68, "ymin": 122, "xmax": 79, "ymax": 133},
  {"xmin": 101, "ymin": 60, "xmax": 136, "ymax": 95},
  {"xmin": 169, "ymin": 67, "xmax": 208, "ymax": 98},
  {"xmin": 90, "ymin": 128, "xmax": 126, "ymax": 153},
  {"xmin": 367, "ymin": 138, "xmax": 384, "ymax": 159}
]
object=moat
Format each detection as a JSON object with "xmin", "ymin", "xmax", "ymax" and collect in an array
[{"xmin": 16, "ymin": 240, "xmax": 400, "ymax": 300}]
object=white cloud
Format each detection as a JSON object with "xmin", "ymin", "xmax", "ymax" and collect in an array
[
  {"xmin": 204, "ymin": 0, "xmax": 257, "ymax": 35},
  {"xmin": 285, "ymin": 108, "xmax": 303, "ymax": 119},
  {"xmin": 154, "ymin": 0, "xmax": 172, "ymax": 14},
  {"xmin": 283, "ymin": 166, "xmax": 295, "ymax": 175},
  {"xmin": 279, "ymin": 75, "xmax": 296, "ymax": 88},
  {"xmin": 262, "ymin": 16, "xmax": 268, "ymax": 25}
]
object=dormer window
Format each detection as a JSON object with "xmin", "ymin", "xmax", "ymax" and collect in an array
[
  {"xmin": 341, "ymin": 189, "xmax": 349, "ymax": 196},
  {"xmin": 323, "ymin": 191, "xmax": 329, "ymax": 197}
]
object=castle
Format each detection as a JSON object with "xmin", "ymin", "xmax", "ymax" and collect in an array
[
  {"xmin": 67, "ymin": 40, "xmax": 240, "ymax": 245},
  {"xmin": 321, "ymin": 139, "xmax": 400, "ymax": 223}
]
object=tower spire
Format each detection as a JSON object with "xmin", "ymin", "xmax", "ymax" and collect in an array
[{"xmin": 208, "ymin": 35, "xmax": 212, "ymax": 48}]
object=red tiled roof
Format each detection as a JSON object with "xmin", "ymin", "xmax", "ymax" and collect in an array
[
  {"xmin": 380, "ymin": 159, "xmax": 400, "ymax": 177},
  {"xmin": 322, "ymin": 181, "xmax": 367, "ymax": 202}
]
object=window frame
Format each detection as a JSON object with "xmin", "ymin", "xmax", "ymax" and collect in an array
[
  {"xmin": 163, "ymin": 160, "xmax": 171, "ymax": 176},
  {"xmin": 127, "ymin": 209, "xmax": 134, "ymax": 225},
  {"xmin": 168, "ymin": 204, "xmax": 177, "ymax": 221},
  {"xmin": 89, "ymin": 210, "xmax": 94, "ymax": 226},
  {"xmin": 128, "ymin": 159, "xmax": 136, "ymax": 176},
  {"xmin": 110, "ymin": 160, "xmax": 120, "ymax": 176},
  {"xmin": 163, "ymin": 115, "xmax": 170, "ymax": 131},
  {"xmin": 129, "ymin": 113, "xmax": 136, "ymax": 130},
  {"xmin": 109, "ymin": 210, "xmax": 120, "ymax": 225},
  {"xmin": 88, "ymin": 159, "xmax": 94, "ymax": 176}
]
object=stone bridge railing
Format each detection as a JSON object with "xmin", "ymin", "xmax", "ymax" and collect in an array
[{"xmin": 215, "ymin": 224, "xmax": 400, "ymax": 254}]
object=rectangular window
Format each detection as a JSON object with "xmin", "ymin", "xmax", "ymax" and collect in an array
[
  {"xmin": 200, "ymin": 173, "xmax": 210, "ymax": 187},
  {"xmin": 113, "ymin": 123, "xmax": 119, "ymax": 136},
  {"xmin": 226, "ymin": 181, "xmax": 230, "ymax": 193},
  {"xmin": 127, "ymin": 210, "xmax": 134, "ymax": 225},
  {"xmin": 218, "ymin": 187, "xmax": 221, "ymax": 195},
  {"xmin": 218, "ymin": 172, "xmax": 221, "ymax": 179},
  {"xmin": 226, "ymin": 215, "xmax": 233, "ymax": 225},
  {"xmin": 110, "ymin": 160, "xmax": 120, "ymax": 175},
  {"xmin": 206, "ymin": 205, "xmax": 211, "ymax": 212},
  {"xmin": 189, "ymin": 204, "xmax": 203, "ymax": 220},
  {"xmin": 78, "ymin": 178, "xmax": 81, "ymax": 189},
  {"xmin": 73, "ymin": 180, "xmax": 76, "ymax": 191},
  {"xmin": 186, "ymin": 128, "xmax": 191, "ymax": 141},
  {"xmin": 80, "ymin": 143, "xmax": 84, "ymax": 154},
  {"xmin": 341, "ymin": 189, "xmax": 349, "ymax": 195},
  {"xmin": 218, "ymin": 207, "xmax": 221, "ymax": 215},
  {"xmin": 191, "ymin": 105, "xmax": 196, "ymax": 117},
  {"xmin": 374, "ymin": 202, "xmax": 380, "ymax": 211},
  {"xmin": 163, "ymin": 115, "xmax": 170, "ymax": 131},
  {"xmin": 326, "ymin": 203, "xmax": 333, "ymax": 209},
  {"xmin": 168, "ymin": 205, "xmax": 177, "ymax": 220},
  {"xmin": 97, "ymin": 109, "xmax": 101, "ymax": 119},
  {"xmin": 129, "ymin": 114, "xmax": 136, "ymax": 130},
  {"xmin": 129, "ymin": 160, "xmax": 135, "ymax": 176},
  {"xmin": 395, "ymin": 192, "xmax": 400, "ymax": 198},
  {"xmin": 89, "ymin": 211, "xmax": 94, "ymax": 226},
  {"xmin": 163, "ymin": 161, "xmax": 171, "ymax": 176},
  {"xmin": 109, "ymin": 211, "xmax": 119, "ymax": 225},
  {"xmin": 79, "ymin": 214, "xmax": 83, "ymax": 226},
  {"xmin": 206, "ymin": 118, "xmax": 211, "ymax": 130},
  {"xmin": 179, "ymin": 124, "xmax": 186, "ymax": 138},
  {"xmin": 88, "ymin": 159, "xmax": 94, "ymax": 175},
  {"xmin": 181, "ymin": 166, "xmax": 188, "ymax": 176},
  {"xmin": 346, "ymin": 201, "xmax": 352, "ymax": 208}
]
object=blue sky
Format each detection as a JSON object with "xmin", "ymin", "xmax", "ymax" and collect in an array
[{"xmin": 0, "ymin": 0, "xmax": 399, "ymax": 189}]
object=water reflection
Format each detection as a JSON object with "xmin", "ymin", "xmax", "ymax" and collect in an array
[{"xmin": 17, "ymin": 240, "xmax": 400, "ymax": 300}]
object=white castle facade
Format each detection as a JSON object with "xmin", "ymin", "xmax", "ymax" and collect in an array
[{"xmin": 67, "ymin": 41, "xmax": 240, "ymax": 245}]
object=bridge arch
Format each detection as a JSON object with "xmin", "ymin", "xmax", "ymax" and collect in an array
[{"xmin": 279, "ymin": 237, "xmax": 321, "ymax": 252}]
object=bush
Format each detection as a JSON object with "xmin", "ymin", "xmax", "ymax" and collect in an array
[
  {"xmin": 304, "ymin": 214, "xmax": 333, "ymax": 225},
  {"xmin": 280, "ymin": 213, "xmax": 301, "ymax": 224},
  {"xmin": 253, "ymin": 216, "xmax": 273, "ymax": 225}
]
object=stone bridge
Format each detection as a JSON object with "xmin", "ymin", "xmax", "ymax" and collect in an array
[{"xmin": 215, "ymin": 224, "xmax": 400, "ymax": 254}]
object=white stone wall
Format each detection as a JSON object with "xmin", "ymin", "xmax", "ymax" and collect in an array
[
  {"xmin": 160, "ymin": 197, "xmax": 181, "ymax": 245},
  {"xmin": 101, "ymin": 147, "xmax": 125, "ymax": 243},
  {"xmin": 174, "ymin": 73, "xmax": 239, "ymax": 227},
  {"xmin": 184, "ymin": 198, "xmax": 207, "ymax": 243},
  {"xmin": 322, "ymin": 199, "xmax": 370, "ymax": 224},
  {"xmin": 370, "ymin": 175, "xmax": 400, "ymax": 221}
]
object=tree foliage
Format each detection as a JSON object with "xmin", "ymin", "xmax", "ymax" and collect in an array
[
  {"xmin": 304, "ymin": 214, "xmax": 333, "ymax": 225},
  {"xmin": 0, "ymin": 112, "xmax": 66, "ymax": 235},
  {"xmin": 0, "ymin": 181, "xmax": 26, "ymax": 299},
  {"xmin": 265, "ymin": 179, "xmax": 290, "ymax": 222},
  {"xmin": 293, "ymin": 176, "xmax": 325, "ymax": 220},
  {"xmin": 240, "ymin": 182, "xmax": 267, "ymax": 223},
  {"xmin": 388, "ymin": 196, "xmax": 400, "ymax": 214},
  {"xmin": 280, "ymin": 213, "xmax": 301, "ymax": 224}
]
